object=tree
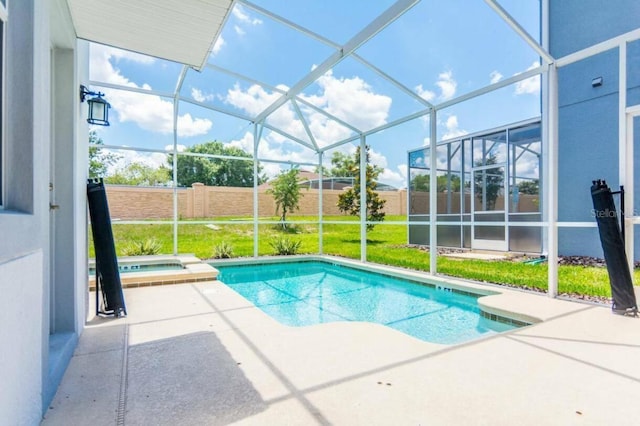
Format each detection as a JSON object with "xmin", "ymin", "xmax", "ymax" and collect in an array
[
  {"xmin": 328, "ymin": 151, "xmax": 356, "ymax": 177},
  {"xmin": 411, "ymin": 173, "xmax": 461, "ymax": 192},
  {"xmin": 337, "ymin": 145, "xmax": 386, "ymax": 230},
  {"xmin": 267, "ymin": 167, "xmax": 303, "ymax": 228},
  {"xmin": 474, "ymin": 154, "xmax": 504, "ymax": 210},
  {"xmin": 170, "ymin": 141, "xmax": 266, "ymax": 187},
  {"xmin": 105, "ymin": 162, "xmax": 171, "ymax": 186},
  {"xmin": 517, "ymin": 179, "xmax": 539, "ymax": 195},
  {"xmin": 312, "ymin": 164, "xmax": 332, "ymax": 177},
  {"xmin": 327, "ymin": 150, "xmax": 383, "ymax": 177},
  {"xmin": 88, "ymin": 131, "xmax": 120, "ymax": 178}
]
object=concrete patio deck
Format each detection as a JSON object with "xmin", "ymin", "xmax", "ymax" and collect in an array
[{"xmin": 42, "ymin": 267, "xmax": 640, "ymax": 425}]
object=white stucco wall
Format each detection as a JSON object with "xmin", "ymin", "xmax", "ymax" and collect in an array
[
  {"xmin": 0, "ymin": 0, "xmax": 85, "ymax": 423},
  {"xmin": 0, "ymin": 0, "xmax": 50, "ymax": 422},
  {"xmin": 0, "ymin": 252, "xmax": 44, "ymax": 425},
  {"xmin": 76, "ymin": 41, "xmax": 90, "ymax": 329}
]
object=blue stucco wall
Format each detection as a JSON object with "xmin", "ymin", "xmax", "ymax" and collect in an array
[
  {"xmin": 551, "ymin": 0, "xmax": 640, "ymax": 258},
  {"xmin": 550, "ymin": 0, "xmax": 640, "ymax": 58}
]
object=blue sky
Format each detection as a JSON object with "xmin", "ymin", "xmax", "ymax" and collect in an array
[{"xmin": 89, "ymin": 0, "xmax": 542, "ymax": 188}]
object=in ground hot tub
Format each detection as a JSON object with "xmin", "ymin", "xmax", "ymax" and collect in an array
[{"xmin": 89, "ymin": 254, "xmax": 218, "ymax": 289}]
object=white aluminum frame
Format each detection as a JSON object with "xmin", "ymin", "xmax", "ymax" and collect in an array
[
  {"xmin": 408, "ymin": 118, "xmax": 542, "ymax": 255},
  {"xmin": 88, "ymin": 0, "xmax": 555, "ymax": 282},
  {"xmin": 87, "ymin": 0, "xmax": 640, "ymax": 298}
]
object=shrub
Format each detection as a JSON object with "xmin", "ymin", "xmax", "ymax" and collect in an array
[
  {"xmin": 213, "ymin": 241, "xmax": 234, "ymax": 259},
  {"xmin": 121, "ymin": 238, "xmax": 162, "ymax": 256},
  {"xmin": 269, "ymin": 237, "xmax": 301, "ymax": 256}
]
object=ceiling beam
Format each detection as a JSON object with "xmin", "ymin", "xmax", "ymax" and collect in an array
[
  {"xmin": 352, "ymin": 53, "xmax": 434, "ymax": 108},
  {"xmin": 291, "ymin": 99, "xmax": 319, "ymax": 150},
  {"xmin": 484, "ymin": 0, "xmax": 554, "ymax": 64}
]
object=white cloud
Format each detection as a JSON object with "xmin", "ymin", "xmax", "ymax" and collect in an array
[
  {"xmin": 442, "ymin": 115, "xmax": 468, "ymax": 140},
  {"xmin": 191, "ymin": 88, "xmax": 214, "ymax": 103},
  {"xmin": 415, "ymin": 84, "xmax": 436, "ymax": 102},
  {"xmin": 369, "ymin": 149, "xmax": 388, "ymax": 169},
  {"xmin": 490, "ymin": 71, "xmax": 503, "ymax": 84},
  {"xmin": 232, "ymin": 4, "xmax": 263, "ymax": 26},
  {"xmin": 379, "ymin": 164, "xmax": 408, "ymax": 189},
  {"xmin": 226, "ymin": 131, "xmax": 254, "ymax": 153},
  {"xmin": 302, "ymin": 70, "xmax": 391, "ymax": 132},
  {"xmin": 225, "ymin": 70, "xmax": 391, "ymax": 147},
  {"xmin": 223, "ymin": 69, "xmax": 396, "ymax": 182},
  {"xmin": 104, "ymin": 148, "xmax": 169, "ymax": 175},
  {"xmin": 262, "ymin": 163, "xmax": 284, "ymax": 178},
  {"xmin": 176, "ymin": 115, "xmax": 213, "ymax": 137},
  {"xmin": 436, "ymin": 71, "xmax": 457, "ymax": 100},
  {"xmin": 209, "ymin": 5, "xmax": 261, "ymax": 56},
  {"xmin": 514, "ymin": 61, "xmax": 541, "ymax": 95},
  {"xmin": 164, "ymin": 144, "xmax": 186, "ymax": 152},
  {"xmin": 397, "ymin": 164, "xmax": 408, "ymax": 181},
  {"xmin": 226, "ymin": 83, "xmax": 284, "ymax": 116},
  {"xmin": 214, "ymin": 4, "xmax": 261, "ymax": 56},
  {"xmin": 226, "ymin": 130, "xmax": 319, "ymax": 179},
  {"xmin": 89, "ymin": 44, "xmax": 212, "ymax": 137},
  {"xmin": 415, "ymin": 70, "xmax": 457, "ymax": 103},
  {"xmin": 212, "ymin": 35, "xmax": 225, "ymax": 56}
]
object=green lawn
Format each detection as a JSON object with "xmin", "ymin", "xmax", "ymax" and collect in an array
[{"xmin": 94, "ymin": 215, "xmax": 631, "ymax": 298}]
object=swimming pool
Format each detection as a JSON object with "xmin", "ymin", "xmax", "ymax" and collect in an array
[{"xmin": 216, "ymin": 261, "xmax": 522, "ymax": 345}]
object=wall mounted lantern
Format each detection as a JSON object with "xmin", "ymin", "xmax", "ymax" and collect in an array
[{"xmin": 80, "ymin": 85, "xmax": 110, "ymax": 126}]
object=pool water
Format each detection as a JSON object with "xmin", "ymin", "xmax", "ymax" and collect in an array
[{"xmin": 216, "ymin": 261, "xmax": 519, "ymax": 345}]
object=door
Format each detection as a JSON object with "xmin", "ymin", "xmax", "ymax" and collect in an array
[
  {"xmin": 625, "ymin": 107, "xmax": 640, "ymax": 272},
  {"xmin": 471, "ymin": 164, "xmax": 507, "ymax": 251},
  {"xmin": 49, "ymin": 47, "xmax": 57, "ymax": 333}
]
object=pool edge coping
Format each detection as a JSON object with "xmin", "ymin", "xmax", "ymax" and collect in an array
[{"xmin": 209, "ymin": 254, "xmax": 590, "ymax": 328}]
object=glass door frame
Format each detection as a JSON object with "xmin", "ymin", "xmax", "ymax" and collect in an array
[
  {"xmin": 624, "ymin": 106, "xmax": 640, "ymax": 272},
  {"xmin": 471, "ymin": 162, "xmax": 509, "ymax": 251}
]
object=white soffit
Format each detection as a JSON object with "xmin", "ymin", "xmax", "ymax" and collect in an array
[{"xmin": 67, "ymin": 0, "xmax": 233, "ymax": 70}]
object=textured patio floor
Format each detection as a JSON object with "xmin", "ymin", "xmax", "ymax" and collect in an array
[{"xmin": 42, "ymin": 271, "xmax": 640, "ymax": 425}]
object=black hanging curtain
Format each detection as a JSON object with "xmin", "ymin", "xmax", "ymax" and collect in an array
[{"xmin": 590, "ymin": 180, "xmax": 637, "ymax": 316}]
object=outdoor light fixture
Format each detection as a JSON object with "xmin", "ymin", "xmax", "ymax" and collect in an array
[
  {"xmin": 592, "ymin": 77, "xmax": 603, "ymax": 87},
  {"xmin": 80, "ymin": 85, "xmax": 110, "ymax": 126}
]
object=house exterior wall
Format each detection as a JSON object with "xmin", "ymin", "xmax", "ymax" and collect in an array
[
  {"xmin": 550, "ymin": 0, "xmax": 640, "ymax": 258},
  {"xmin": 0, "ymin": 1, "xmax": 85, "ymax": 423},
  {"xmin": 0, "ymin": 252, "xmax": 44, "ymax": 424},
  {"xmin": 0, "ymin": 1, "xmax": 49, "ymax": 423}
]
